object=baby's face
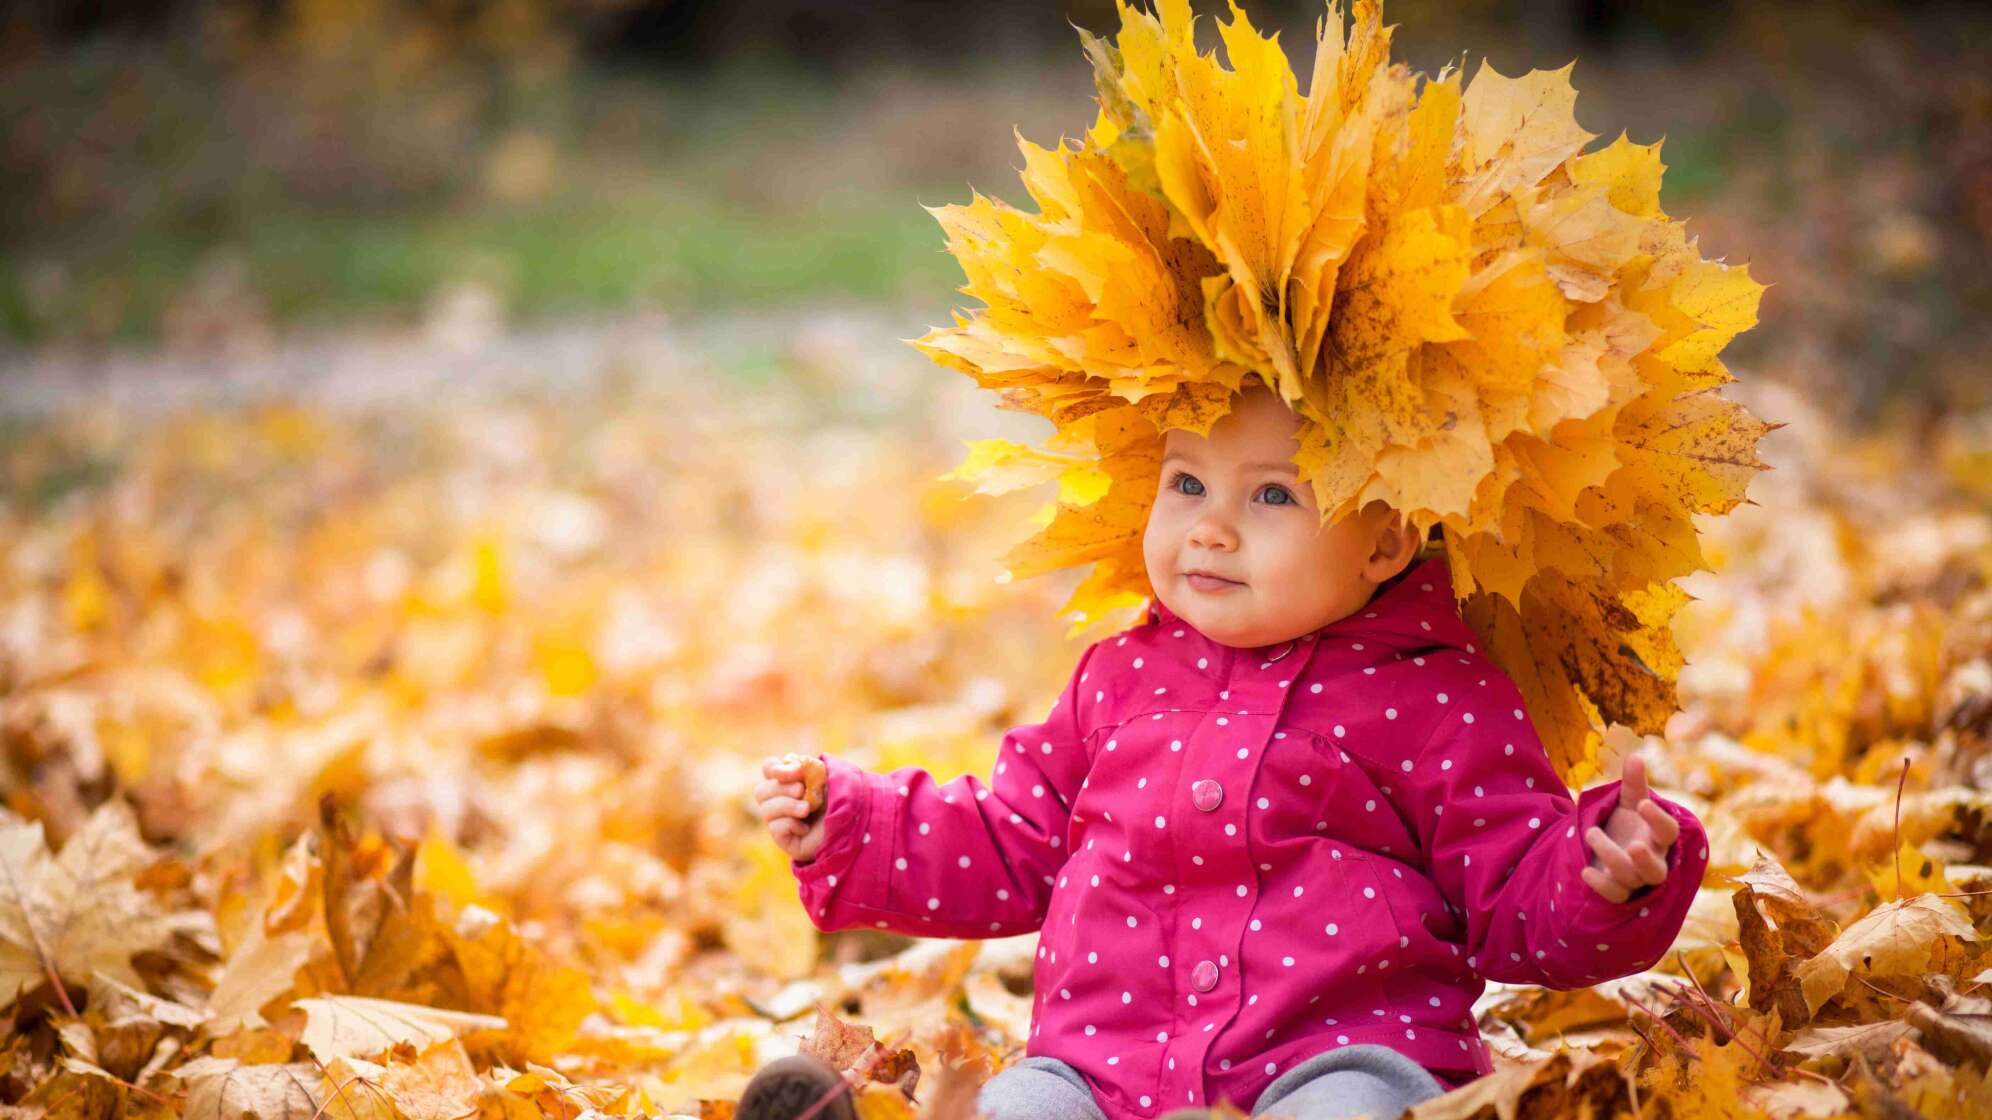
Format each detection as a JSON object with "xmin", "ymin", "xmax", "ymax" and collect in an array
[{"xmin": 1142, "ymin": 385, "xmax": 1419, "ymax": 648}]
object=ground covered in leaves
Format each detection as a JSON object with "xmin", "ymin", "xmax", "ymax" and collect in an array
[{"xmin": 2, "ymin": 343, "xmax": 1991, "ymax": 1118}]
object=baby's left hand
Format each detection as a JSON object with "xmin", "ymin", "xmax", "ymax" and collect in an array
[{"xmin": 1581, "ymin": 755, "xmax": 1681, "ymax": 903}]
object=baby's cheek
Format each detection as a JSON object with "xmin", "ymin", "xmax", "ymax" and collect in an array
[
  {"xmin": 1140, "ymin": 514, "xmax": 1176, "ymax": 589},
  {"xmin": 1261, "ymin": 538, "xmax": 1363, "ymax": 633}
]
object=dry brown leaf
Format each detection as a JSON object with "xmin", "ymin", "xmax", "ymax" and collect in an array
[
  {"xmin": 1732, "ymin": 855, "xmax": 1839, "ymax": 1026},
  {"xmin": 374, "ymin": 1040, "xmax": 485, "ymax": 1120},
  {"xmin": 1408, "ymin": 1047, "xmax": 1625, "ymax": 1120},
  {"xmin": 1481, "ymin": 984, "xmax": 1631, "ymax": 1046},
  {"xmin": 0, "ymin": 800, "xmax": 178, "ymax": 1010},
  {"xmin": 1739, "ymin": 1076, "xmax": 1851, "ymax": 1118},
  {"xmin": 316, "ymin": 1056, "xmax": 399, "ymax": 1120},
  {"xmin": 176, "ymin": 1058, "xmax": 324, "ymax": 1120},
  {"xmin": 1781, "ymin": 1019, "xmax": 1919, "ymax": 1065},
  {"xmin": 319, "ymin": 795, "xmax": 417, "ymax": 993},
  {"xmin": 1795, "ymin": 894, "xmax": 1978, "ymax": 1015},
  {"xmin": 294, "ymin": 993, "xmax": 508, "ymax": 1062},
  {"xmin": 89, "ymin": 968, "xmax": 208, "ymax": 1029},
  {"xmin": 206, "ymin": 928, "xmax": 315, "ymax": 1034},
  {"xmin": 1906, "ymin": 1000, "xmax": 1992, "ymax": 1071},
  {"xmin": 798, "ymin": 1003, "xmax": 922, "ymax": 1099},
  {"xmin": 799, "ymin": 1002, "xmax": 882, "ymax": 1070}
]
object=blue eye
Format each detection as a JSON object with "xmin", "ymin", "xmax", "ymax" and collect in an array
[
  {"xmin": 1259, "ymin": 485, "xmax": 1294, "ymax": 506},
  {"xmin": 1170, "ymin": 472, "xmax": 1205, "ymax": 497}
]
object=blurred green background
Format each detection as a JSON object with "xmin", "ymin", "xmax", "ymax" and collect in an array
[{"xmin": 2, "ymin": 0, "xmax": 1987, "ymax": 426}]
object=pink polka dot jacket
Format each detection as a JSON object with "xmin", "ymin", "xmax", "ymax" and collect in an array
[{"xmin": 788, "ymin": 552, "xmax": 1708, "ymax": 1118}]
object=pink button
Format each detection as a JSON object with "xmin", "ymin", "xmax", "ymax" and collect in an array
[
  {"xmin": 1192, "ymin": 959, "xmax": 1218, "ymax": 992},
  {"xmin": 1192, "ymin": 779, "xmax": 1223, "ymax": 812}
]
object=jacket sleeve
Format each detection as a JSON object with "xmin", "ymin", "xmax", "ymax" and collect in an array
[
  {"xmin": 1396, "ymin": 670, "xmax": 1709, "ymax": 989},
  {"xmin": 787, "ymin": 640, "xmax": 1100, "ymax": 939}
]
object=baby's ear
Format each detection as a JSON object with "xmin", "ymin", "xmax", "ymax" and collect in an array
[{"xmin": 1368, "ymin": 505, "xmax": 1421, "ymax": 563}]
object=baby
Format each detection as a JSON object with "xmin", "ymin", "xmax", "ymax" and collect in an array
[{"xmin": 747, "ymin": 382, "xmax": 1708, "ymax": 1120}]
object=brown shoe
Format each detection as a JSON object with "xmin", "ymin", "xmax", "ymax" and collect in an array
[{"xmin": 736, "ymin": 1054, "xmax": 859, "ymax": 1120}]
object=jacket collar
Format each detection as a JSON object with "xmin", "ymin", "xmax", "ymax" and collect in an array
[{"xmin": 1143, "ymin": 552, "xmax": 1479, "ymax": 656}]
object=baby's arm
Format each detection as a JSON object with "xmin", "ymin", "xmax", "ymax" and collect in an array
[
  {"xmin": 1395, "ymin": 671, "xmax": 1708, "ymax": 989},
  {"xmin": 784, "ymin": 641, "xmax": 1100, "ymax": 939}
]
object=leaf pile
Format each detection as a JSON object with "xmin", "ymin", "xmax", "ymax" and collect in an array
[{"xmin": 0, "ymin": 355, "xmax": 1989, "ymax": 1120}]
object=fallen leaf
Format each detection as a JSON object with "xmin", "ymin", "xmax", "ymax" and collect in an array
[
  {"xmin": 1781, "ymin": 1019, "xmax": 1919, "ymax": 1065},
  {"xmin": 1906, "ymin": 1000, "xmax": 1992, "ymax": 1071},
  {"xmin": 295, "ymin": 994, "xmax": 508, "ymax": 1062},
  {"xmin": 178, "ymin": 1059, "xmax": 324, "ymax": 1120},
  {"xmin": 375, "ymin": 1040, "xmax": 484, "ymax": 1120},
  {"xmin": 0, "ymin": 801, "xmax": 177, "ymax": 1008},
  {"xmin": 1795, "ymin": 894, "xmax": 1978, "ymax": 1015},
  {"xmin": 206, "ymin": 928, "xmax": 315, "ymax": 1033}
]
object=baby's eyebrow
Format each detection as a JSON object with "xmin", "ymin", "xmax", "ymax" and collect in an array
[{"xmin": 1159, "ymin": 453, "xmax": 1297, "ymax": 476}]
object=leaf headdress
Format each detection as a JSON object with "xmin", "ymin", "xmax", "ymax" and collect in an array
[{"xmin": 908, "ymin": 0, "xmax": 1776, "ymax": 785}]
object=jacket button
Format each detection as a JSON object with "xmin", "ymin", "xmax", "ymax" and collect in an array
[
  {"xmin": 1192, "ymin": 779, "xmax": 1223, "ymax": 812},
  {"xmin": 1192, "ymin": 959, "xmax": 1218, "ymax": 992}
]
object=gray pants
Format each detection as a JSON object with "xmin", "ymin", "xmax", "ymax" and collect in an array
[{"xmin": 975, "ymin": 1044, "xmax": 1446, "ymax": 1119}]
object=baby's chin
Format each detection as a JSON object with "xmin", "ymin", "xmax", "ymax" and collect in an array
[
  {"xmin": 1207, "ymin": 624, "xmax": 1309, "ymax": 649},
  {"xmin": 1165, "ymin": 596, "xmax": 1316, "ymax": 650}
]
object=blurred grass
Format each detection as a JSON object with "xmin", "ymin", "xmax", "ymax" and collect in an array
[
  {"xmin": 0, "ymin": 186, "xmax": 959, "ymax": 334},
  {"xmin": 0, "ymin": 56, "xmax": 1014, "ymax": 345}
]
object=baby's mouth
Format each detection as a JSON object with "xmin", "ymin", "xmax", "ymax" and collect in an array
[{"xmin": 1184, "ymin": 570, "xmax": 1245, "ymax": 593}]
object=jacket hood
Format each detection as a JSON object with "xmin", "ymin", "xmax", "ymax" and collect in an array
[{"xmin": 1144, "ymin": 550, "xmax": 1481, "ymax": 657}]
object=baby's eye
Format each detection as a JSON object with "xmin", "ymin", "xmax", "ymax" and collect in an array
[
  {"xmin": 1170, "ymin": 472, "xmax": 1205, "ymax": 497},
  {"xmin": 1258, "ymin": 484, "xmax": 1295, "ymax": 506}
]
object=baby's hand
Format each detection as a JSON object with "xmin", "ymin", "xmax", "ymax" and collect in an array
[
  {"xmin": 1580, "ymin": 755, "xmax": 1681, "ymax": 903},
  {"xmin": 757, "ymin": 753, "xmax": 829, "ymax": 863}
]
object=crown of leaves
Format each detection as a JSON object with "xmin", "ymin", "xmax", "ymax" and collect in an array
[{"xmin": 906, "ymin": 0, "xmax": 1777, "ymax": 785}]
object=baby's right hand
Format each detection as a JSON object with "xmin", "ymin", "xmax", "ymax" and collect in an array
[{"xmin": 756, "ymin": 753, "xmax": 829, "ymax": 862}]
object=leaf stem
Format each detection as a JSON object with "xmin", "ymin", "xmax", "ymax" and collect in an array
[{"xmin": 1892, "ymin": 756, "xmax": 1910, "ymax": 899}]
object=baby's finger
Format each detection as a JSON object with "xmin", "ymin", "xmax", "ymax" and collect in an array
[
  {"xmin": 757, "ymin": 796, "xmax": 813, "ymax": 822},
  {"xmin": 1637, "ymin": 799, "xmax": 1680, "ymax": 846},
  {"xmin": 1581, "ymin": 865, "xmax": 1631, "ymax": 903},
  {"xmin": 1619, "ymin": 754, "xmax": 1650, "ymax": 814},
  {"xmin": 1586, "ymin": 826, "xmax": 1639, "ymax": 885},
  {"xmin": 1625, "ymin": 838, "xmax": 1669, "ymax": 883},
  {"xmin": 752, "ymin": 777, "xmax": 804, "ymax": 803}
]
